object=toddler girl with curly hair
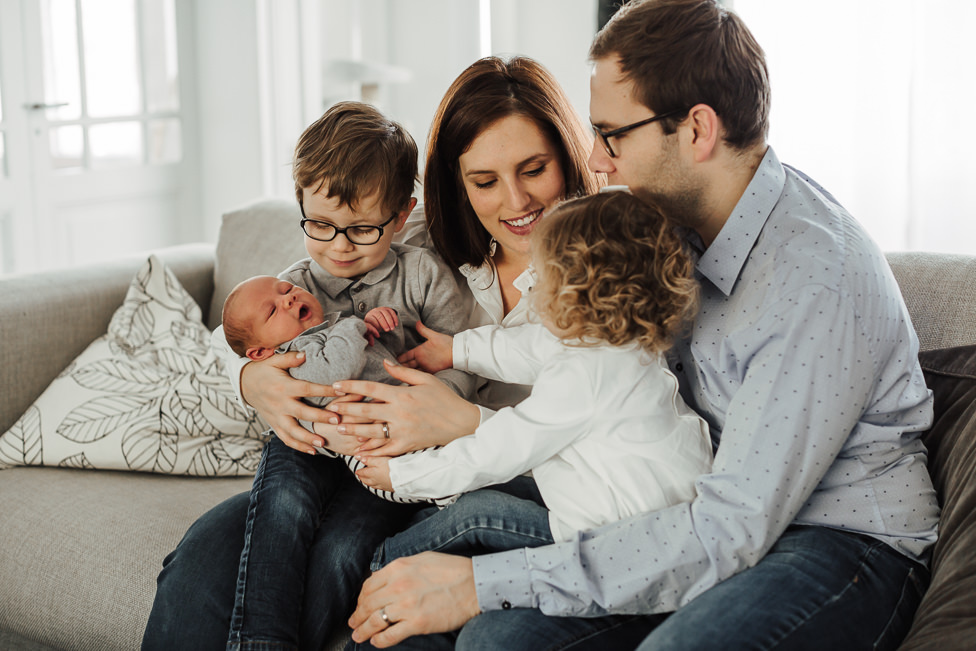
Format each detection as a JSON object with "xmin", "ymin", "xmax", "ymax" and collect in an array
[{"xmin": 358, "ymin": 190, "xmax": 715, "ymax": 562}]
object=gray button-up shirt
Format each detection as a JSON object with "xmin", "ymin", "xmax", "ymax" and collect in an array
[
  {"xmin": 279, "ymin": 242, "xmax": 476, "ymax": 399},
  {"xmin": 471, "ymin": 147, "xmax": 939, "ymax": 617}
]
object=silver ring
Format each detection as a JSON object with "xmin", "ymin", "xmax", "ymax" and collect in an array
[
  {"xmin": 382, "ymin": 422, "xmax": 390, "ymax": 439},
  {"xmin": 380, "ymin": 607, "xmax": 390, "ymax": 625}
]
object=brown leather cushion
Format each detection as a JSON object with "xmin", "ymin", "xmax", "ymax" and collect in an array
[{"xmin": 900, "ymin": 345, "xmax": 976, "ymax": 649}]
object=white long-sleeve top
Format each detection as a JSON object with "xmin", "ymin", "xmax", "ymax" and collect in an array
[{"xmin": 388, "ymin": 323, "xmax": 714, "ymax": 542}]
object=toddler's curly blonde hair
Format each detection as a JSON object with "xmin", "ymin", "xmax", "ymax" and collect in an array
[{"xmin": 531, "ymin": 191, "xmax": 698, "ymax": 354}]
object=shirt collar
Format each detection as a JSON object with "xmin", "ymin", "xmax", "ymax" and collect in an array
[
  {"xmin": 307, "ymin": 247, "xmax": 399, "ymax": 299},
  {"xmin": 694, "ymin": 146, "xmax": 785, "ymax": 296},
  {"xmin": 459, "ymin": 260, "xmax": 535, "ymax": 292}
]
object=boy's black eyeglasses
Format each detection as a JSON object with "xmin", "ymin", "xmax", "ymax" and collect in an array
[
  {"xmin": 300, "ymin": 208, "xmax": 398, "ymax": 245},
  {"xmin": 591, "ymin": 108, "xmax": 688, "ymax": 158}
]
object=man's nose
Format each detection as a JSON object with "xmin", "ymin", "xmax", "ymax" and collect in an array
[{"xmin": 587, "ymin": 138, "xmax": 614, "ymax": 174}]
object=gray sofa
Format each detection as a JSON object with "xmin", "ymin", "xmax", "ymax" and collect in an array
[{"xmin": 1, "ymin": 198, "xmax": 975, "ymax": 650}]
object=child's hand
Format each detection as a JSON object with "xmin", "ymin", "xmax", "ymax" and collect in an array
[
  {"xmin": 398, "ymin": 320, "xmax": 454, "ymax": 373},
  {"xmin": 356, "ymin": 455, "xmax": 393, "ymax": 493}
]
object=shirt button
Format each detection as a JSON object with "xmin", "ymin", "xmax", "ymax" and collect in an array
[
  {"xmin": 357, "ymin": 301, "xmax": 367, "ymax": 312},
  {"xmin": 501, "ymin": 600, "xmax": 512, "ymax": 610}
]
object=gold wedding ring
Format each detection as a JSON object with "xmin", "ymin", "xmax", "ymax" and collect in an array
[
  {"xmin": 382, "ymin": 423, "xmax": 390, "ymax": 439},
  {"xmin": 380, "ymin": 607, "xmax": 390, "ymax": 625}
]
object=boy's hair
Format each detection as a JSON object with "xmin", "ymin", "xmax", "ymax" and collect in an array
[
  {"xmin": 424, "ymin": 56, "xmax": 601, "ymax": 270},
  {"xmin": 222, "ymin": 284, "xmax": 255, "ymax": 358},
  {"xmin": 531, "ymin": 191, "xmax": 698, "ymax": 354},
  {"xmin": 293, "ymin": 101, "xmax": 418, "ymax": 213},
  {"xmin": 590, "ymin": 0, "xmax": 769, "ymax": 150}
]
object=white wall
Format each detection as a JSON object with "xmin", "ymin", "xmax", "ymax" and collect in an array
[
  {"xmin": 193, "ymin": 0, "xmax": 266, "ymax": 242},
  {"xmin": 319, "ymin": 0, "xmax": 598, "ymax": 173}
]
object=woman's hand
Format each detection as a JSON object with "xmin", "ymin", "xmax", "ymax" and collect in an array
[
  {"xmin": 397, "ymin": 320, "xmax": 454, "ymax": 373},
  {"xmin": 328, "ymin": 360, "xmax": 481, "ymax": 456},
  {"xmin": 356, "ymin": 456, "xmax": 393, "ymax": 492},
  {"xmin": 240, "ymin": 351, "xmax": 340, "ymax": 454},
  {"xmin": 348, "ymin": 552, "xmax": 480, "ymax": 648}
]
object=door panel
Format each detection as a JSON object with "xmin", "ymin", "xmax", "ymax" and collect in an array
[{"xmin": 0, "ymin": 0, "xmax": 195, "ymax": 275}]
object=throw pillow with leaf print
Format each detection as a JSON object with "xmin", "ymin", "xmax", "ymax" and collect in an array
[{"xmin": 0, "ymin": 255, "xmax": 268, "ymax": 476}]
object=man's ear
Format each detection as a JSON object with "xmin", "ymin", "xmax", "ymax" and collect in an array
[
  {"xmin": 393, "ymin": 197, "xmax": 418, "ymax": 232},
  {"xmin": 685, "ymin": 103, "xmax": 721, "ymax": 163},
  {"xmin": 246, "ymin": 346, "xmax": 274, "ymax": 361}
]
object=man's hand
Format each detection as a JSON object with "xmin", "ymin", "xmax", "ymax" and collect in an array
[
  {"xmin": 356, "ymin": 455, "xmax": 394, "ymax": 492},
  {"xmin": 397, "ymin": 320, "xmax": 454, "ymax": 373},
  {"xmin": 348, "ymin": 553, "xmax": 480, "ymax": 648}
]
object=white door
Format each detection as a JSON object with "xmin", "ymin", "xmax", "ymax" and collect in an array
[{"xmin": 0, "ymin": 0, "xmax": 197, "ymax": 275}]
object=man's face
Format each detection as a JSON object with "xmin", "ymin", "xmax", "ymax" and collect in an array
[{"xmin": 588, "ymin": 56, "xmax": 705, "ymax": 230}]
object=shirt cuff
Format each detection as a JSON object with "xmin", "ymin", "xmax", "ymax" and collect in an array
[
  {"xmin": 477, "ymin": 405, "xmax": 496, "ymax": 424},
  {"xmin": 452, "ymin": 331, "xmax": 469, "ymax": 372},
  {"xmin": 472, "ymin": 547, "xmax": 535, "ymax": 612}
]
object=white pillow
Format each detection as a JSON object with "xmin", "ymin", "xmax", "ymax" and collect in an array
[{"xmin": 0, "ymin": 255, "xmax": 269, "ymax": 475}]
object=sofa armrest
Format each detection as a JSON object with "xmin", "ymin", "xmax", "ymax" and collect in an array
[{"xmin": 0, "ymin": 243, "xmax": 215, "ymax": 434}]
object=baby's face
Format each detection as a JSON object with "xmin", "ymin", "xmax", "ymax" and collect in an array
[{"xmin": 237, "ymin": 276, "xmax": 325, "ymax": 351}]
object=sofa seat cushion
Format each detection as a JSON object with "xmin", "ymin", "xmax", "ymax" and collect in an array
[
  {"xmin": 899, "ymin": 345, "xmax": 976, "ymax": 649},
  {"xmin": 0, "ymin": 468, "xmax": 252, "ymax": 651}
]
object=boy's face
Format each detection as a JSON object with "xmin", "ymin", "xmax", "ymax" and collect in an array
[
  {"xmin": 236, "ymin": 276, "xmax": 325, "ymax": 360},
  {"xmin": 300, "ymin": 187, "xmax": 412, "ymax": 279}
]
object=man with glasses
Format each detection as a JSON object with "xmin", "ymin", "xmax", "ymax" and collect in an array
[{"xmin": 346, "ymin": 2, "xmax": 937, "ymax": 650}]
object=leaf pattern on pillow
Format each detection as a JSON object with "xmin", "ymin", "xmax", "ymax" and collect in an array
[
  {"xmin": 0, "ymin": 254, "xmax": 269, "ymax": 475},
  {"xmin": 121, "ymin": 407, "xmax": 180, "ymax": 473},
  {"xmin": 168, "ymin": 389, "xmax": 218, "ymax": 437},
  {"xmin": 192, "ymin": 373, "xmax": 251, "ymax": 422},
  {"xmin": 109, "ymin": 297, "xmax": 156, "ymax": 352},
  {"xmin": 57, "ymin": 395, "xmax": 158, "ymax": 444},
  {"xmin": 59, "ymin": 452, "xmax": 94, "ymax": 470},
  {"xmin": 184, "ymin": 435, "xmax": 261, "ymax": 476},
  {"xmin": 72, "ymin": 358, "xmax": 176, "ymax": 394},
  {"xmin": 0, "ymin": 406, "xmax": 42, "ymax": 468}
]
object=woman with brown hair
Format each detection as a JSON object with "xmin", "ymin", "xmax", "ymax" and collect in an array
[{"xmin": 396, "ymin": 55, "xmax": 601, "ymax": 412}]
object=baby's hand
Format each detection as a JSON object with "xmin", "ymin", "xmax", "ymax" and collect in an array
[
  {"xmin": 356, "ymin": 455, "xmax": 393, "ymax": 493},
  {"xmin": 364, "ymin": 307, "xmax": 399, "ymax": 345}
]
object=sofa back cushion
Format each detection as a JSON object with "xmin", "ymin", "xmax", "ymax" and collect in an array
[
  {"xmin": 207, "ymin": 199, "xmax": 307, "ymax": 330},
  {"xmin": 887, "ymin": 251, "xmax": 976, "ymax": 352}
]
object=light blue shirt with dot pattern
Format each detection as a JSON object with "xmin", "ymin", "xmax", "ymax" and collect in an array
[{"xmin": 471, "ymin": 147, "xmax": 939, "ymax": 617}]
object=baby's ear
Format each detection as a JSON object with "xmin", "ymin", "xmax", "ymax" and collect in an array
[{"xmin": 246, "ymin": 346, "xmax": 274, "ymax": 361}]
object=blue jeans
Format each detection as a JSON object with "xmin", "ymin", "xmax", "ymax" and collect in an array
[
  {"xmin": 142, "ymin": 436, "xmax": 418, "ymax": 651},
  {"xmin": 348, "ymin": 525, "xmax": 928, "ymax": 651},
  {"xmin": 371, "ymin": 479, "xmax": 553, "ymax": 571}
]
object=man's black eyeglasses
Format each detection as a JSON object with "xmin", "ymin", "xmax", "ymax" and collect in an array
[
  {"xmin": 591, "ymin": 108, "xmax": 688, "ymax": 158},
  {"xmin": 300, "ymin": 207, "xmax": 398, "ymax": 245}
]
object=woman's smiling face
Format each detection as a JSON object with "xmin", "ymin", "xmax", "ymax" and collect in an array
[{"xmin": 458, "ymin": 114, "xmax": 566, "ymax": 262}]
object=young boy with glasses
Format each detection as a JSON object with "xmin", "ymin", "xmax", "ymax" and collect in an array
[{"xmin": 214, "ymin": 101, "xmax": 474, "ymax": 650}]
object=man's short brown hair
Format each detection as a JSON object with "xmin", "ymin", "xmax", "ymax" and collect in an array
[
  {"xmin": 293, "ymin": 101, "xmax": 418, "ymax": 213},
  {"xmin": 590, "ymin": 0, "xmax": 770, "ymax": 150}
]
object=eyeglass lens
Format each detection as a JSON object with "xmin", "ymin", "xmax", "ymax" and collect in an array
[{"xmin": 302, "ymin": 220, "xmax": 384, "ymax": 245}]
